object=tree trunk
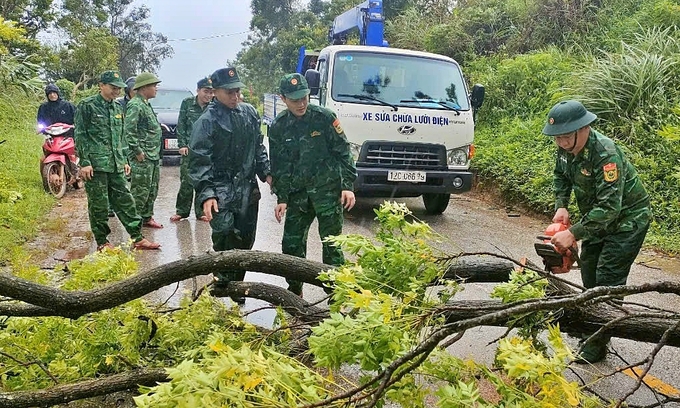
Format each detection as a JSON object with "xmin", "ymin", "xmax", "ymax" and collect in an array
[{"xmin": 0, "ymin": 368, "xmax": 167, "ymax": 408}]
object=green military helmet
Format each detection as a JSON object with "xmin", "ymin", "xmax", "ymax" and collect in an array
[
  {"xmin": 210, "ymin": 67, "xmax": 245, "ymax": 89},
  {"xmin": 542, "ymin": 100, "xmax": 597, "ymax": 136},
  {"xmin": 133, "ymin": 72, "xmax": 161, "ymax": 90},
  {"xmin": 99, "ymin": 70, "xmax": 128, "ymax": 88},
  {"xmin": 279, "ymin": 73, "xmax": 310, "ymax": 100}
]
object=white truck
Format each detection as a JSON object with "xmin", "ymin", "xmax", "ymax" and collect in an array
[{"xmin": 262, "ymin": 1, "xmax": 484, "ymax": 214}]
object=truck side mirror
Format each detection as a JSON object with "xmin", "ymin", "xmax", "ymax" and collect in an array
[
  {"xmin": 305, "ymin": 69, "xmax": 321, "ymax": 96},
  {"xmin": 470, "ymin": 84, "xmax": 485, "ymax": 109}
]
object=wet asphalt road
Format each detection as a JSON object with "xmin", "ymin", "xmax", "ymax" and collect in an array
[{"xmin": 103, "ymin": 164, "xmax": 680, "ymax": 406}]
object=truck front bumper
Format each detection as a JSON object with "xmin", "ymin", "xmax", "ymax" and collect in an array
[{"xmin": 353, "ymin": 167, "xmax": 473, "ymax": 198}]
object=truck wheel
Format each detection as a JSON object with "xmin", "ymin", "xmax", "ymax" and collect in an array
[{"xmin": 422, "ymin": 193, "xmax": 450, "ymax": 215}]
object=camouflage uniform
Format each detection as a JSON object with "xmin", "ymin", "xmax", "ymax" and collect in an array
[
  {"xmin": 189, "ymin": 67, "xmax": 271, "ymax": 284},
  {"xmin": 74, "ymin": 71, "xmax": 144, "ymax": 246},
  {"xmin": 545, "ymin": 100, "xmax": 651, "ymax": 363},
  {"xmin": 124, "ymin": 93, "xmax": 162, "ymax": 223},
  {"xmin": 174, "ymin": 77, "xmax": 212, "ymax": 219},
  {"xmin": 554, "ymin": 129, "xmax": 650, "ymax": 288},
  {"xmin": 269, "ymin": 73, "xmax": 357, "ymax": 295}
]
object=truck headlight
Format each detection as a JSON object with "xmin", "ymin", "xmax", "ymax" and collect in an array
[
  {"xmin": 350, "ymin": 143, "xmax": 361, "ymax": 162},
  {"xmin": 447, "ymin": 146, "xmax": 469, "ymax": 166}
]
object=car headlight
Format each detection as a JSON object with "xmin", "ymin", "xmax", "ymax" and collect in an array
[
  {"xmin": 350, "ymin": 143, "xmax": 361, "ymax": 162},
  {"xmin": 447, "ymin": 146, "xmax": 470, "ymax": 166}
]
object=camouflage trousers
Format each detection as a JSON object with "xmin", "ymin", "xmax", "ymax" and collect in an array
[
  {"xmin": 130, "ymin": 159, "xmax": 160, "ymax": 222},
  {"xmin": 84, "ymin": 171, "xmax": 143, "ymax": 246},
  {"xmin": 210, "ymin": 190, "xmax": 260, "ymax": 283},
  {"xmin": 174, "ymin": 155, "xmax": 202, "ymax": 218},
  {"xmin": 282, "ymin": 190, "xmax": 345, "ymax": 295},
  {"xmin": 577, "ymin": 212, "xmax": 650, "ymax": 356},
  {"xmin": 579, "ymin": 213, "xmax": 651, "ymax": 289}
]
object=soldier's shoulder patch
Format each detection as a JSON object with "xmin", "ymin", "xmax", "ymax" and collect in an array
[
  {"xmin": 603, "ymin": 162, "xmax": 618, "ymax": 182},
  {"xmin": 311, "ymin": 131, "xmax": 321, "ymax": 137},
  {"xmin": 115, "ymin": 114, "xmax": 122, "ymax": 119},
  {"xmin": 332, "ymin": 118, "xmax": 343, "ymax": 134}
]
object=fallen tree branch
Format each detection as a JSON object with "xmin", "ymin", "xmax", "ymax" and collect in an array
[
  {"xmin": 0, "ymin": 251, "xmax": 515, "ymax": 318},
  {"xmin": 0, "ymin": 368, "xmax": 168, "ymax": 408},
  {"xmin": 0, "ymin": 250, "xmax": 328, "ymax": 318},
  {"xmin": 213, "ymin": 281, "xmax": 329, "ymax": 324}
]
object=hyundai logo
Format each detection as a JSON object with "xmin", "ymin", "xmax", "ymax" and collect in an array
[{"xmin": 397, "ymin": 125, "xmax": 416, "ymax": 135}]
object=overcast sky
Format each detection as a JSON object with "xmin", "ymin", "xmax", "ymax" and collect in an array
[{"xmin": 140, "ymin": 0, "xmax": 253, "ymax": 90}]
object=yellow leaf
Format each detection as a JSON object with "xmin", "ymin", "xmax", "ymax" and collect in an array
[
  {"xmin": 243, "ymin": 376, "xmax": 263, "ymax": 391},
  {"xmin": 209, "ymin": 341, "xmax": 228, "ymax": 353}
]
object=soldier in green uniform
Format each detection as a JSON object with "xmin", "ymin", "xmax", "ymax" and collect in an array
[
  {"xmin": 269, "ymin": 73, "xmax": 357, "ymax": 296},
  {"xmin": 108, "ymin": 76, "xmax": 136, "ymax": 218},
  {"xmin": 124, "ymin": 72, "xmax": 164, "ymax": 229},
  {"xmin": 74, "ymin": 70, "xmax": 160, "ymax": 251},
  {"xmin": 170, "ymin": 77, "xmax": 214, "ymax": 222},
  {"xmin": 543, "ymin": 100, "xmax": 651, "ymax": 363},
  {"xmin": 189, "ymin": 67, "xmax": 272, "ymax": 300}
]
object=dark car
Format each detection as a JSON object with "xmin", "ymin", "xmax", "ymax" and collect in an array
[{"xmin": 150, "ymin": 87, "xmax": 193, "ymax": 166}]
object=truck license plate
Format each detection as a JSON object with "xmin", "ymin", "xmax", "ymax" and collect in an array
[
  {"xmin": 387, "ymin": 170, "xmax": 426, "ymax": 183},
  {"xmin": 165, "ymin": 138, "xmax": 178, "ymax": 150}
]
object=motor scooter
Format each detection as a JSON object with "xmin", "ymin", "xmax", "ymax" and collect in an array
[{"xmin": 39, "ymin": 123, "xmax": 83, "ymax": 198}]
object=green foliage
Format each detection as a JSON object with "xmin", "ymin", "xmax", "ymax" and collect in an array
[
  {"xmin": 491, "ymin": 269, "xmax": 552, "ymax": 346},
  {"xmin": 327, "ymin": 201, "xmax": 449, "ymax": 297},
  {"xmin": 0, "ymin": 85, "xmax": 52, "ymax": 264},
  {"xmin": 473, "ymin": 115, "xmax": 557, "ymax": 213},
  {"xmin": 469, "ymin": 50, "xmax": 576, "ymax": 121},
  {"xmin": 55, "ymin": 0, "xmax": 172, "ymax": 80},
  {"xmin": 0, "ymin": 17, "xmax": 29, "ymax": 55},
  {"xmin": 0, "ymin": 248, "xmax": 271, "ymax": 391},
  {"xmin": 53, "ymin": 78, "xmax": 75, "ymax": 101},
  {"xmin": 311, "ymin": 203, "xmax": 457, "ymax": 376},
  {"xmin": 573, "ymin": 27, "xmax": 680, "ymax": 137},
  {"xmin": 61, "ymin": 247, "xmax": 138, "ymax": 290},
  {"xmin": 55, "ymin": 27, "xmax": 119, "ymax": 96},
  {"xmin": 135, "ymin": 344, "xmax": 334, "ymax": 407},
  {"xmin": 237, "ymin": 10, "xmax": 328, "ymax": 96},
  {"xmin": 0, "ymin": 0, "xmax": 57, "ymax": 39}
]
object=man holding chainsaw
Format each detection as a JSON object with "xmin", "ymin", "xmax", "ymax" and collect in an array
[{"xmin": 543, "ymin": 100, "xmax": 651, "ymax": 364}]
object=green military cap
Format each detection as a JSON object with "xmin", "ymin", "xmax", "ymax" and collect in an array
[
  {"xmin": 210, "ymin": 67, "xmax": 245, "ymax": 89},
  {"xmin": 542, "ymin": 100, "xmax": 597, "ymax": 136},
  {"xmin": 99, "ymin": 70, "xmax": 127, "ymax": 88},
  {"xmin": 279, "ymin": 73, "xmax": 310, "ymax": 100},
  {"xmin": 133, "ymin": 72, "xmax": 161, "ymax": 90},
  {"xmin": 197, "ymin": 76, "xmax": 213, "ymax": 89}
]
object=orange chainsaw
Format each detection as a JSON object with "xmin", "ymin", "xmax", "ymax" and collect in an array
[{"xmin": 534, "ymin": 222, "xmax": 579, "ymax": 274}]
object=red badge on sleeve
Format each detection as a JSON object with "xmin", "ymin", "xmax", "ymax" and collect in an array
[
  {"xmin": 603, "ymin": 162, "xmax": 618, "ymax": 182},
  {"xmin": 332, "ymin": 118, "xmax": 343, "ymax": 134}
]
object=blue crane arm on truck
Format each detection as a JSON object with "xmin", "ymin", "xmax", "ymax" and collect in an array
[
  {"xmin": 328, "ymin": 0, "xmax": 388, "ymax": 46},
  {"xmin": 294, "ymin": 0, "xmax": 387, "ymax": 76}
]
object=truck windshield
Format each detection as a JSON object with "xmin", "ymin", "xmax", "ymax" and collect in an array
[{"xmin": 331, "ymin": 51, "xmax": 470, "ymax": 110}]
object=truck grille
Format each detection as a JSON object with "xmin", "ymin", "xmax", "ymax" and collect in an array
[{"xmin": 360, "ymin": 142, "xmax": 446, "ymax": 169}]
